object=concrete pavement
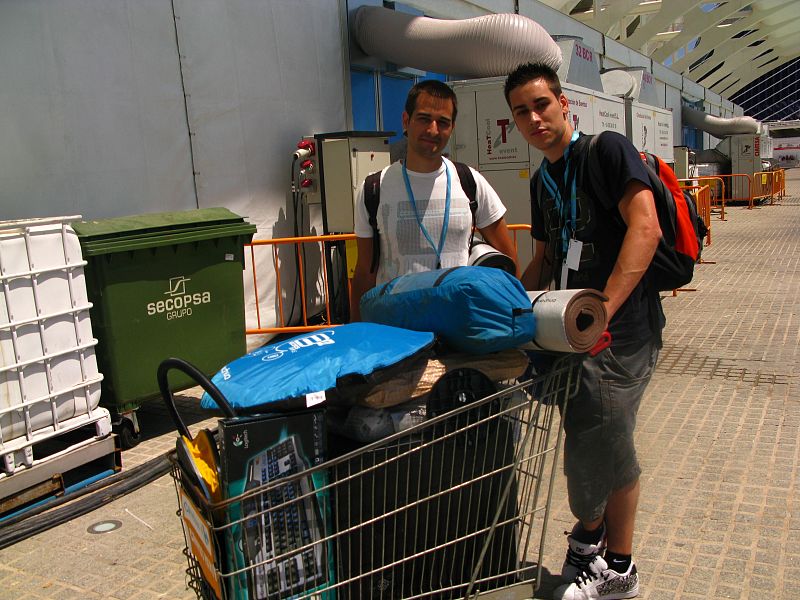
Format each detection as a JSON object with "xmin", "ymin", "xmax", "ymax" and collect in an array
[{"xmin": 0, "ymin": 171, "xmax": 797, "ymax": 599}]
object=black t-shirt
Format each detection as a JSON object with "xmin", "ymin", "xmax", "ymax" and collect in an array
[{"xmin": 530, "ymin": 131, "xmax": 655, "ymax": 348}]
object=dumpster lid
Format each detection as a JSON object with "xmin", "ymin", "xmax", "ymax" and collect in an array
[
  {"xmin": 72, "ymin": 208, "xmax": 256, "ymax": 256},
  {"xmin": 72, "ymin": 208, "xmax": 250, "ymax": 240}
]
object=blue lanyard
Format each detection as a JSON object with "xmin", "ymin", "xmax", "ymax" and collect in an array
[
  {"xmin": 540, "ymin": 131, "xmax": 580, "ymax": 254},
  {"xmin": 402, "ymin": 161, "xmax": 451, "ymax": 269}
]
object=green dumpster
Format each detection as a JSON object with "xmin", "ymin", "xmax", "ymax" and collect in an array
[{"xmin": 73, "ymin": 208, "xmax": 256, "ymax": 445}]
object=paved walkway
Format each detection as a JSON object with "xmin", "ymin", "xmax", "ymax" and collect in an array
[{"xmin": 0, "ymin": 171, "xmax": 797, "ymax": 599}]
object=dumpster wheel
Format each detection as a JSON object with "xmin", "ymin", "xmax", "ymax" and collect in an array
[{"xmin": 114, "ymin": 415, "xmax": 141, "ymax": 449}]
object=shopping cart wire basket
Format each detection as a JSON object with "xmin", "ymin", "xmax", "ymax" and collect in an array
[{"xmin": 166, "ymin": 353, "xmax": 580, "ymax": 600}]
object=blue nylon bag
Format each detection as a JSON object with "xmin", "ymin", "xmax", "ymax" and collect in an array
[
  {"xmin": 360, "ymin": 266, "xmax": 536, "ymax": 355},
  {"xmin": 200, "ymin": 322, "xmax": 434, "ymax": 412}
]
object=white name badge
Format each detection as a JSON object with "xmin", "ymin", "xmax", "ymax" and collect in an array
[
  {"xmin": 566, "ymin": 239, "xmax": 583, "ymax": 271},
  {"xmin": 560, "ymin": 239, "xmax": 582, "ymax": 289}
]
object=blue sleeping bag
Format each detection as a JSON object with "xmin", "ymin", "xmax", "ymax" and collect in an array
[
  {"xmin": 360, "ymin": 266, "xmax": 536, "ymax": 355},
  {"xmin": 200, "ymin": 322, "xmax": 434, "ymax": 412}
]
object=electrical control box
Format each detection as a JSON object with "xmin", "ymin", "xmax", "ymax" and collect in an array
[
  {"xmin": 673, "ymin": 146, "xmax": 691, "ymax": 179},
  {"xmin": 300, "ymin": 132, "xmax": 392, "ymax": 234},
  {"xmin": 716, "ymin": 133, "xmax": 772, "ymax": 198}
]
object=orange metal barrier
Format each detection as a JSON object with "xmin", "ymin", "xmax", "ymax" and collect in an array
[
  {"xmin": 244, "ymin": 216, "xmax": 722, "ymax": 337},
  {"xmin": 776, "ymin": 168, "xmax": 786, "ymax": 198},
  {"xmin": 751, "ymin": 170, "xmax": 781, "ymax": 206},
  {"xmin": 245, "ymin": 226, "xmax": 534, "ymax": 337},
  {"xmin": 701, "ymin": 173, "xmax": 754, "ymax": 208},
  {"xmin": 679, "ymin": 177, "xmax": 726, "ymax": 221},
  {"xmin": 682, "ymin": 185, "xmax": 712, "ymax": 247},
  {"xmin": 666, "ymin": 185, "xmax": 713, "ymax": 296},
  {"xmin": 754, "ymin": 168, "xmax": 785, "ymax": 204},
  {"xmin": 682, "ymin": 171, "xmax": 787, "ymax": 210},
  {"xmin": 508, "ymin": 223, "xmax": 532, "ymax": 256},
  {"xmin": 246, "ymin": 233, "xmax": 355, "ymax": 335}
]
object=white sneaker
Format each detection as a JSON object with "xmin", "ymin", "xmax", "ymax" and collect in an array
[
  {"xmin": 553, "ymin": 556, "xmax": 639, "ymax": 600},
  {"xmin": 560, "ymin": 522, "xmax": 607, "ymax": 582}
]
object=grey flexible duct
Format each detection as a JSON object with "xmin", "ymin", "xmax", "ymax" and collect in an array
[
  {"xmin": 682, "ymin": 105, "xmax": 759, "ymax": 137},
  {"xmin": 352, "ymin": 6, "xmax": 562, "ymax": 78},
  {"xmin": 601, "ymin": 70, "xmax": 639, "ymax": 98}
]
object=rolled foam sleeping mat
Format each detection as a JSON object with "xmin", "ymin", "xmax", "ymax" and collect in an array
[{"xmin": 525, "ymin": 289, "xmax": 608, "ymax": 353}]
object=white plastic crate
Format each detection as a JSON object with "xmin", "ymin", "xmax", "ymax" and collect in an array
[{"xmin": 0, "ymin": 216, "xmax": 107, "ymax": 474}]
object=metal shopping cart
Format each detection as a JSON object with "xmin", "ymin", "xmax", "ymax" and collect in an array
[{"xmin": 165, "ymin": 353, "xmax": 579, "ymax": 600}]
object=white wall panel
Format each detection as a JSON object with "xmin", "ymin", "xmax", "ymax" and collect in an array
[
  {"xmin": 0, "ymin": 0, "xmax": 195, "ymax": 219},
  {"xmin": 172, "ymin": 0, "xmax": 347, "ymax": 341},
  {"xmin": 174, "ymin": 0, "xmax": 346, "ymax": 233}
]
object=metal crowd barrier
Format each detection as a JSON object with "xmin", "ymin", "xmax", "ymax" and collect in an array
[
  {"xmin": 679, "ymin": 177, "xmax": 726, "ymax": 221},
  {"xmin": 244, "ymin": 225, "xmax": 533, "ymax": 337},
  {"xmin": 681, "ymin": 185, "xmax": 712, "ymax": 248}
]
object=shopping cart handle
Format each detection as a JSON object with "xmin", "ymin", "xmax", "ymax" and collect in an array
[
  {"xmin": 157, "ymin": 357, "xmax": 237, "ymax": 440},
  {"xmin": 588, "ymin": 331, "xmax": 611, "ymax": 357}
]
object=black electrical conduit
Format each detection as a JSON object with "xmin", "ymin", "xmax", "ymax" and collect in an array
[
  {"xmin": 0, "ymin": 359, "xmax": 233, "ymax": 550},
  {"xmin": 0, "ymin": 447, "xmax": 175, "ymax": 550}
]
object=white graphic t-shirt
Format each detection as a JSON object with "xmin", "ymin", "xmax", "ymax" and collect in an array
[{"xmin": 354, "ymin": 157, "xmax": 506, "ymax": 285}]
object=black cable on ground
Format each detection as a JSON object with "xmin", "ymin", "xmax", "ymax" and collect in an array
[{"xmin": 0, "ymin": 448, "xmax": 174, "ymax": 550}]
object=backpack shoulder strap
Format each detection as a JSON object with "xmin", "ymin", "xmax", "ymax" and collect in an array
[
  {"xmin": 364, "ymin": 170, "xmax": 382, "ymax": 273},
  {"xmin": 453, "ymin": 161, "xmax": 479, "ymax": 250},
  {"xmin": 641, "ymin": 151, "xmax": 660, "ymax": 175},
  {"xmin": 578, "ymin": 133, "xmax": 601, "ymax": 191},
  {"xmin": 452, "ymin": 162, "xmax": 477, "ymax": 216}
]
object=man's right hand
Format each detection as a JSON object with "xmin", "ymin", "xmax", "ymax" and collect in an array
[{"xmin": 520, "ymin": 239, "xmax": 549, "ymax": 290}]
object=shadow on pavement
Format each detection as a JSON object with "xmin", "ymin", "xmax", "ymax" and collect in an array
[
  {"xmin": 134, "ymin": 393, "xmax": 224, "ymax": 442},
  {"xmin": 535, "ymin": 567, "xmax": 561, "ymax": 599}
]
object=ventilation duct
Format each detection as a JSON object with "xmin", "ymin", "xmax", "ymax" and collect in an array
[
  {"xmin": 682, "ymin": 105, "xmax": 759, "ymax": 137},
  {"xmin": 602, "ymin": 70, "xmax": 637, "ymax": 98},
  {"xmin": 552, "ymin": 36, "xmax": 602, "ymax": 91},
  {"xmin": 601, "ymin": 68, "xmax": 659, "ymax": 106},
  {"xmin": 351, "ymin": 6, "xmax": 562, "ymax": 78}
]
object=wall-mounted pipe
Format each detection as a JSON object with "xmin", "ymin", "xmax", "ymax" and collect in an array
[
  {"xmin": 682, "ymin": 105, "xmax": 759, "ymax": 137},
  {"xmin": 351, "ymin": 6, "xmax": 561, "ymax": 79}
]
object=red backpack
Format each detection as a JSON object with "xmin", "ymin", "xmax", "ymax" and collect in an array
[{"xmin": 585, "ymin": 136, "xmax": 707, "ymax": 291}]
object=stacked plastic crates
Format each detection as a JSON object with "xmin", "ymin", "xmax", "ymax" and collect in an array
[{"xmin": 0, "ymin": 217, "xmax": 112, "ymax": 511}]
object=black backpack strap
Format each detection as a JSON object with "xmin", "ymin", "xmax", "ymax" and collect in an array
[
  {"xmin": 642, "ymin": 151, "xmax": 659, "ymax": 175},
  {"xmin": 364, "ymin": 171, "xmax": 382, "ymax": 273},
  {"xmin": 579, "ymin": 134, "xmax": 601, "ymax": 192},
  {"xmin": 453, "ymin": 162, "xmax": 477, "ymax": 215},
  {"xmin": 453, "ymin": 161, "xmax": 478, "ymax": 249},
  {"xmin": 532, "ymin": 171, "xmax": 557, "ymax": 290}
]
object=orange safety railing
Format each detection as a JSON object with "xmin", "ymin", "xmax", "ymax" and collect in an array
[
  {"xmin": 679, "ymin": 176, "xmax": 726, "ymax": 221},
  {"xmin": 508, "ymin": 223, "xmax": 532, "ymax": 253},
  {"xmin": 775, "ymin": 168, "xmax": 786, "ymax": 198},
  {"xmin": 246, "ymin": 233, "xmax": 354, "ymax": 335},
  {"xmin": 681, "ymin": 185, "xmax": 712, "ymax": 247},
  {"xmin": 665, "ymin": 184, "xmax": 713, "ymax": 297},
  {"xmin": 245, "ymin": 225, "xmax": 534, "ymax": 337},
  {"xmin": 702, "ymin": 173, "xmax": 754, "ymax": 208},
  {"xmin": 751, "ymin": 170, "xmax": 780, "ymax": 206},
  {"xmin": 755, "ymin": 168, "xmax": 786, "ymax": 204}
]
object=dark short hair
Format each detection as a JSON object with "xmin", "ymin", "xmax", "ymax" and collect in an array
[
  {"xmin": 405, "ymin": 80, "xmax": 458, "ymax": 122},
  {"xmin": 503, "ymin": 63, "xmax": 563, "ymax": 106}
]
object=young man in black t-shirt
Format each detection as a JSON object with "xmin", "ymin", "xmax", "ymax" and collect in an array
[{"xmin": 504, "ymin": 63, "xmax": 663, "ymax": 600}]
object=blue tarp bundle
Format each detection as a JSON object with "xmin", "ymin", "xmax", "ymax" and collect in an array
[
  {"xmin": 360, "ymin": 266, "xmax": 536, "ymax": 355},
  {"xmin": 200, "ymin": 322, "xmax": 434, "ymax": 412}
]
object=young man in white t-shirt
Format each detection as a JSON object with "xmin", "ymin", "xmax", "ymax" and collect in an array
[{"xmin": 349, "ymin": 80, "xmax": 517, "ymax": 320}]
